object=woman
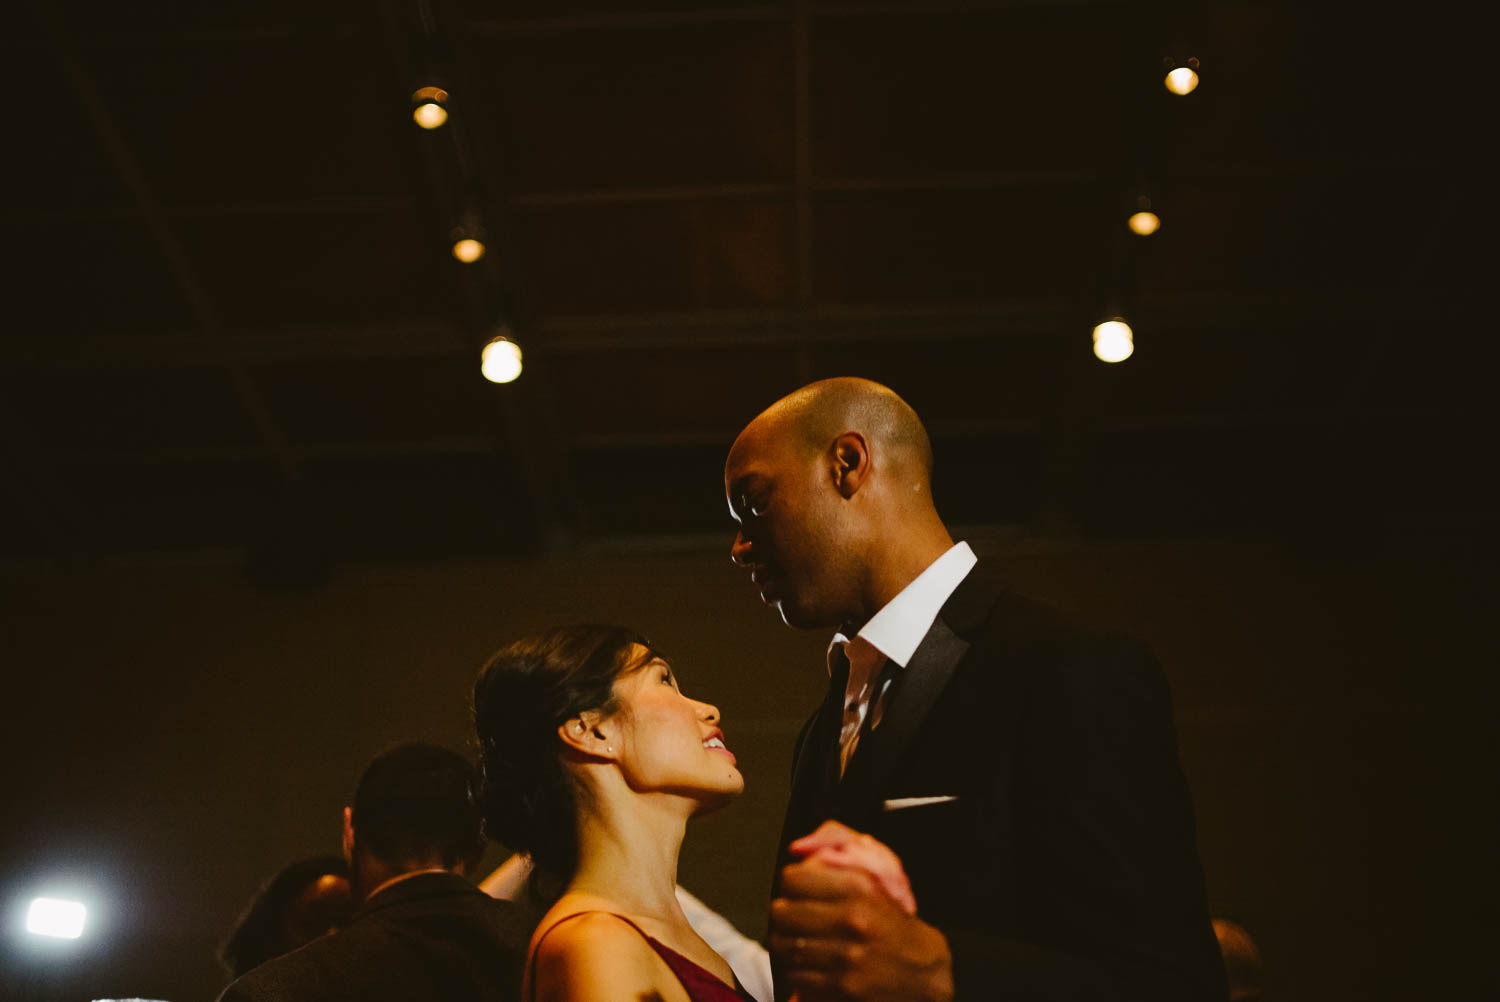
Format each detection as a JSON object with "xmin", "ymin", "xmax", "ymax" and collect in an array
[
  {"xmin": 218, "ymin": 856, "xmax": 353, "ymax": 980},
  {"xmin": 473, "ymin": 625, "xmax": 754, "ymax": 1002}
]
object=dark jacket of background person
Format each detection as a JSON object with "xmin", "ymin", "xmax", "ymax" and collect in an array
[
  {"xmin": 217, "ymin": 870, "xmax": 528, "ymax": 1002},
  {"xmin": 776, "ymin": 564, "xmax": 1229, "ymax": 1001}
]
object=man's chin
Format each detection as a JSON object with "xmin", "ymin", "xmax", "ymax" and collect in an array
[{"xmin": 774, "ymin": 597, "xmax": 833, "ymax": 632}]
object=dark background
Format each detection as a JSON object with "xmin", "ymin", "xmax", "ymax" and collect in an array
[{"xmin": 1, "ymin": 2, "xmax": 1493, "ymax": 1000}]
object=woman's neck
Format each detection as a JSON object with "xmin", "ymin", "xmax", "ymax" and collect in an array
[{"xmin": 568, "ymin": 790, "xmax": 690, "ymax": 922}]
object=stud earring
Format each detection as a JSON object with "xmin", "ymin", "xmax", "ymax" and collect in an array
[{"xmin": 607, "ymin": 745, "xmax": 614, "ymax": 753}]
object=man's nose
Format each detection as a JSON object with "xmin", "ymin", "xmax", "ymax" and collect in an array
[{"xmin": 730, "ymin": 530, "xmax": 753, "ymax": 567}]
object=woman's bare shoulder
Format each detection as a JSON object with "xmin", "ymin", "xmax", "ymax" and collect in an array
[{"xmin": 531, "ymin": 904, "xmax": 682, "ymax": 1002}]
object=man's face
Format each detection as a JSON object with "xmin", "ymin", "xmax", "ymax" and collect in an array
[{"xmin": 724, "ymin": 422, "xmax": 857, "ymax": 630}]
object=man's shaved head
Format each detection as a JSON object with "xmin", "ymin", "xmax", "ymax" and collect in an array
[
  {"xmin": 725, "ymin": 378, "xmax": 952, "ymax": 631},
  {"xmin": 735, "ymin": 377, "xmax": 934, "ymax": 485}
]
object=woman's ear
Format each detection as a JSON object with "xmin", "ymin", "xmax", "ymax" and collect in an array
[{"xmin": 557, "ymin": 711, "xmax": 615, "ymax": 759}]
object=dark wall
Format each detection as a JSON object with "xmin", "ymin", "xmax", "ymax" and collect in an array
[{"xmin": 1, "ymin": 531, "xmax": 1493, "ymax": 1001}]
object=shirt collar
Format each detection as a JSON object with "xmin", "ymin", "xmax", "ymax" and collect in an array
[{"xmin": 828, "ymin": 541, "xmax": 977, "ymax": 673}]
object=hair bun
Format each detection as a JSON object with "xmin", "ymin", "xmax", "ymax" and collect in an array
[{"xmin": 472, "ymin": 625, "xmax": 651, "ymax": 881}]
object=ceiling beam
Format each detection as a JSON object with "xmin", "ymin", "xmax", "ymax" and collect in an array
[
  {"xmin": 4, "ymin": 293, "xmax": 1345, "ymax": 366},
  {"xmin": 0, "ymin": 158, "xmax": 1448, "ymax": 222},
  {"xmin": 23, "ymin": 408, "xmax": 1461, "ymax": 469},
  {"xmin": 464, "ymin": 1, "xmax": 1125, "ymax": 36}
]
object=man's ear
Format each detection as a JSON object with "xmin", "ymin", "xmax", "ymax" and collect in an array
[
  {"xmin": 831, "ymin": 432, "xmax": 871, "ymax": 498},
  {"xmin": 342, "ymin": 806, "xmax": 355, "ymax": 863},
  {"xmin": 557, "ymin": 711, "xmax": 616, "ymax": 760}
]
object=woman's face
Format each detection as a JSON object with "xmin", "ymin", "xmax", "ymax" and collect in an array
[{"xmin": 606, "ymin": 645, "xmax": 744, "ymax": 809}]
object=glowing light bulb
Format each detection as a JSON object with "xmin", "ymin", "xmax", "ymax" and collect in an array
[
  {"xmin": 27, "ymin": 898, "xmax": 86, "ymax": 939},
  {"xmin": 1164, "ymin": 65, "xmax": 1199, "ymax": 95},
  {"xmin": 1128, "ymin": 210, "xmax": 1161, "ymax": 236},
  {"xmin": 481, "ymin": 337, "xmax": 523, "ymax": 384},
  {"xmin": 412, "ymin": 102, "xmax": 447, "ymax": 129},
  {"xmin": 1092, "ymin": 320, "xmax": 1134, "ymax": 363},
  {"xmin": 411, "ymin": 86, "xmax": 449, "ymax": 129},
  {"xmin": 451, "ymin": 238, "xmax": 486, "ymax": 263}
]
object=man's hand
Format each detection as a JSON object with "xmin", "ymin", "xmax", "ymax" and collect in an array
[{"xmin": 772, "ymin": 823, "xmax": 954, "ymax": 1002}]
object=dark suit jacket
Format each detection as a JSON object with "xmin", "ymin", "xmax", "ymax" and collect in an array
[
  {"xmin": 775, "ymin": 563, "xmax": 1228, "ymax": 1002},
  {"xmin": 218, "ymin": 871, "xmax": 529, "ymax": 1002}
]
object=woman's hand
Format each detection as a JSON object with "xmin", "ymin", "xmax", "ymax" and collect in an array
[{"xmin": 788, "ymin": 821, "xmax": 916, "ymax": 915}]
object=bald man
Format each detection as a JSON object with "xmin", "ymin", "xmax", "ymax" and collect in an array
[{"xmin": 725, "ymin": 379, "xmax": 1226, "ymax": 1002}]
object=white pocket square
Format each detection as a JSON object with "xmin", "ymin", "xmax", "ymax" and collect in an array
[{"xmin": 882, "ymin": 795, "xmax": 959, "ymax": 811}]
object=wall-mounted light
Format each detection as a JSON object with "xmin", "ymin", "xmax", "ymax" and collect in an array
[
  {"xmin": 481, "ymin": 335, "xmax": 523, "ymax": 384},
  {"xmin": 1092, "ymin": 318, "xmax": 1135, "ymax": 363},
  {"xmin": 1164, "ymin": 57, "xmax": 1200, "ymax": 95},
  {"xmin": 26, "ymin": 897, "xmax": 86, "ymax": 940},
  {"xmin": 411, "ymin": 86, "xmax": 449, "ymax": 129}
]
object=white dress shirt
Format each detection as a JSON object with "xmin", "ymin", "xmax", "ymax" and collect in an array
[{"xmin": 831, "ymin": 541, "xmax": 978, "ymax": 773}]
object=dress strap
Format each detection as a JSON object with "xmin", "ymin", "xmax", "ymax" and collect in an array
[
  {"xmin": 527, "ymin": 910, "xmax": 750, "ymax": 1002},
  {"xmin": 525, "ymin": 910, "xmax": 657, "ymax": 1002}
]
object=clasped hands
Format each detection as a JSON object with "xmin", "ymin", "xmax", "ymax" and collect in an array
[{"xmin": 770, "ymin": 821, "xmax": 954, "ymax": 1002}]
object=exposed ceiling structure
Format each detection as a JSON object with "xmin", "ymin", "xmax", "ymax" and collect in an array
[{"xmin": 2, "ymin": 2, "xmax": 1484, "ymax": 576}]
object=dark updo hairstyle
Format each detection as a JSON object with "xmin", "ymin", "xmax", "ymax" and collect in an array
[
  {"xmin": 218, "ymin": 855, "xmax": 350, "ymax": 978},
  {"xmin": 473, "ymin": 624, "xmax": 655, "ymax": 898}
]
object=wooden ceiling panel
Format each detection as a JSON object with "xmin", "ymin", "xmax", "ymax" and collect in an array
[
  {"xmin": 459, "ymin": 1, "xmax": 759, "ymax": 17},
  {"xmin": 0, "ymin": 48, "xmax": 132, "ymax": 210},
  {"xmin": 518, "ymin": 199, "xmax": 792, "ymax": 315},
  {"xmin": 810, "ymin": 8, "xmax": 1134, "ymax": 178},
  {"xmin": 813, "ymin": 187, "xmax": 1100, "ymax": 304},
  {"xmin": 174, "ymin": 207, "xmax": 457, "ymax": 327},
  {"xmin": 1091, "ymin": 324, "xmax": 1355, "ymax": 418},
  {"xmin": 550, "ymin": 344, "xmax": 799, "ymax": 441},
  {"xmin": 251, "ymin": 355, "xmax": 501, "ymax": 445},
  {"xmin": 485, "ymin": 20, "xmax": 793, "ymax": 191},
  {"xmin": 0, "ymin": 218, "xmax": 196, "ymax": 332},
  {"xmin": 7, "ymin": 363, "xmax": 263, "ymax": 451},
  {"xmin": 1137, "ymin": 170, "xmax": 1446, "ymax": 300},
  {"xmin": 54, "ymin": 0, "xmax": 365, "ymax": 36},
  {"xmin": 85, "ymin": 31, "xmax": 407, "ymax": 205}
]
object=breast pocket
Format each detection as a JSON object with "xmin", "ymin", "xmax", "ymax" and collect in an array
[
  {"xmin": 871, "ymin": 793, "xmax": 968, "ymax": 871},
  {"xmin": 872, "ymin": 791, "xmax": 1014, "ymax": 920}
]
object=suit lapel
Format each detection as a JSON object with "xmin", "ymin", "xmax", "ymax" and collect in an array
[{"xmin": 859, "ymin": 613, "xmax": 971, "ymax": 798}]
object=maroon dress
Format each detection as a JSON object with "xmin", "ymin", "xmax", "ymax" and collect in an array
[{"xmin": 529, "ymin": 911, "xmax": 757, "ymax": 1002}]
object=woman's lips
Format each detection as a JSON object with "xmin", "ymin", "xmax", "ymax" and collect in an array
[{"xmin": 703, "ymin": 732, "xmax": 737, "ymax": 766}]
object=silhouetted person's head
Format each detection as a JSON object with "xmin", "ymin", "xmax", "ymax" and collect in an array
[
  {"xmin": 219, "ymin": 855, "xmax": 352, "ymax": 978},
  {"xmin": 725, "ymin": 377, "xmax": 952, "ymax": 631},
  {"xmin": 342, "ymin": 743, "xmax": 486, "ymax": 903},
  {"xmin": 1213, "ymin": 918, "xmax": 1264, "ymax": 1001}
]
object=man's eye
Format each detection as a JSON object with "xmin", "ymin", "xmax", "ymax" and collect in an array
[{"xmin": 735, "ymin": 491, "xmax": 767, "ymax": 519}]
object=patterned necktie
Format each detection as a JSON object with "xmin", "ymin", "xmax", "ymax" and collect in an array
[{"xmin": 838, "ymin": 637, "xmax": 888, "ymax": 777}]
